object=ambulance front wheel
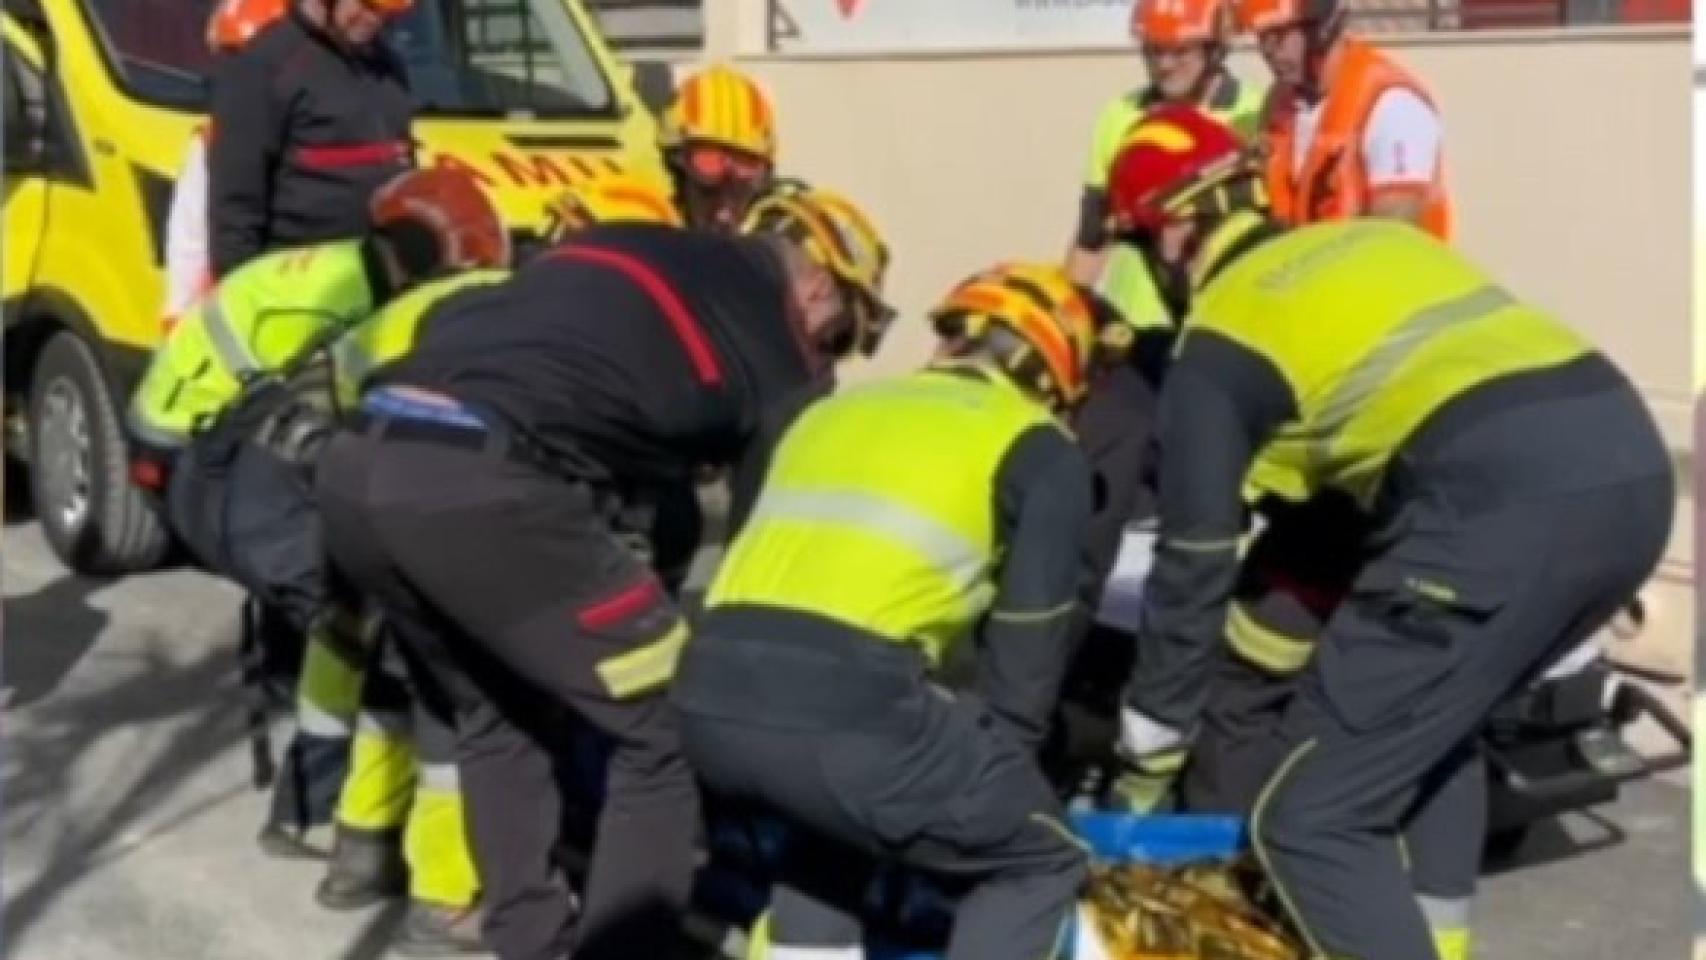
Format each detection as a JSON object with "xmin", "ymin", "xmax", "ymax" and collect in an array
[{"xmin": 28, "ymin": 331, "xmax": 170, "ymax": 574}]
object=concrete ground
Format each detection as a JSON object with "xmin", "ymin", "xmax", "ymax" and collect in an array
[{"xmin": 1, "ymin": 511, "xmax": 1694, "ymax": 960}]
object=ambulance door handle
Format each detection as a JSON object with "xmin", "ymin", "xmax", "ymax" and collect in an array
[{"xmin": 93, "ymin": 138, "xmax": 115, "ymax": 157}]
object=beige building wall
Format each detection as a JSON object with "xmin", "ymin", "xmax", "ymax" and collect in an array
[{"xmin": 692, "ymin": 10, "xmax": 1694, "ymax": 651}]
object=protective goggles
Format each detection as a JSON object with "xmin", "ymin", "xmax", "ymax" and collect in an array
[
  {"xmin": 682, "ymin": 144, "xmax": 771, "ymax": 187},
  {"xmin": 800, "ymin": 210, "xmax": 895, "ymax": 354}
]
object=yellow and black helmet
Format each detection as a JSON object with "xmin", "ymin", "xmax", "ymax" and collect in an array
[
  {"xmin": 743, "ymin": 186, "xmax": 896, "ymax": 357},
  {"xmin": 658, "ymin": 63, "xmax": 778, "ymax": 162},
  {"xmin": 930, "ymin": 262, "xmax": 1121, "ymax": 410}
]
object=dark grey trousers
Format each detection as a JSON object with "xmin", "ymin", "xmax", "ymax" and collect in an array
[
  {"xmin": 673, "ymin": 628, "xmax": 1088, "ymax": 960},
  {"xmin": 318, "ymin": 422, "xmax": 699, "ymax": 960},
  {"xmin": 1252, "ymin": 470, "xmax": 1673, "ymax": 960}
]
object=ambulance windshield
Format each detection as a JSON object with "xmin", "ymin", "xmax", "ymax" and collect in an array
[{"xmin": 80, "ymin": 0, "xmax": 616, "ymax": 119}]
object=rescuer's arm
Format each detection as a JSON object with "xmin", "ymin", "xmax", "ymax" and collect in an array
[
  {"xmin": 1121, "ymin": 330, "xmax": 1295, "ymax": 753},
  {"xmin": 1361, "ymin": 87, "xmax": 1444, "ymax": 228},
  {"xmin": 975, "ymin": 424, "xmax": 1096, "ymax": 752},
  {"xmin": 1065, "ymin": 98, "xmax": 1131, "ymax": 285},
  {"xmin": 1066, "ymin": 189, "xmax": 1113, "ymax": 287},
  {"xmin": 209, "ymin": 50, "xmax": 285, "ymax": 278}
]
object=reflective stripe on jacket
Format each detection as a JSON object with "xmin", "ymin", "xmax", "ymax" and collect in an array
[
  {"xmin": 706, "ymin": 365, "xmax": 1056, "ymax": 664},
  {"xmin": 129, "ymin": 238, "xmax": 378, "ymax": 449}
]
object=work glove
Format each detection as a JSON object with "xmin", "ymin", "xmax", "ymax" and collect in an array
[{"xmin": 1110, "ymin": 707, "xmax": 1188, "ymax": 813}]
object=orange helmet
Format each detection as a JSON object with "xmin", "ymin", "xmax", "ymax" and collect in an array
[
  {"xmin": 1235, "ymin": 0, "xmax": 1337, "ymax": 31},
  {"xmin": 361, "ymin": 0, "xmax": 417, "ymax": 14},
  {"xmin": 370, "ymin": 167, "xmax": 511, "ymax": 274},
  {"xmin": 1133, "ymin": 0, "xmax": 1235, "ymax": 45},
  {"xmin": 205, "ymin": 0, "xmax": 286, "ymax": 53},
  {"xmin": 1109, "ymin": 104, "xmax": 1258, "ymax": 234},
  {"xmin": 930, "ymin": 263, "xmax": 1102, "ymax": 410}
]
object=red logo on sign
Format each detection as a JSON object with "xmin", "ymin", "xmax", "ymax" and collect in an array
[{"xmin": 835, "ymin": 0, "xmax": 864, "ymax": 17}]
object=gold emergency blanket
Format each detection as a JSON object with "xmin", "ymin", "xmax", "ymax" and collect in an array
[{"xmin": 1083, "ymin": 860, "xmax": 1302, "ymax": 960}]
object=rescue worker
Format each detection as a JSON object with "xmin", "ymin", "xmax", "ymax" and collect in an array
[
  {"xmin": 1052, "ymin": 0, "xmax": 1264, "ymax": 793},
  {"xmin": 127, "ymin": 167, "xmax": 508, "ymax": 860},
  {"xmin": 162, "ymin": 0, "xmax": 288, "ymax": 328},
  {"xmin": 209, "ymin": 0, "xmax": 414, "ymax": 279},
  {"xmin": 1067, "ymin": 0, "xmax": 1264, "ymax": 333},
  {"xmin": 658, "ymin": 63, "xmax": 779, "ymax": 233},
  {"xmin": 1240, "ymin": 0, "xmax": 1451, "ymax": 237},
  {"xmin": 314, "ymin": 177, "xmax": 688, "ymax": 953},
  {"xmin": 314, "ymin": 189, "xmax": 894, "ymax": 960},
  {"xmin": 1173, "ymin": 0, "xmax": 1455, "ymax": 865},
  {"xmin": 1105, "ymin": 104, "xmax": 1672, "ymax": 960},
  {"xmin": 313, "ymin": 263, "xmax": 513, "ymax": 954},
  {"xmin": 673, "ymin": 262, "xmax": 1115, "ymax": 960}
]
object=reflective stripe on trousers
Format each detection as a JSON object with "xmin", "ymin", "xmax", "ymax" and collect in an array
[
  {"xmin": 296, "ymin": 625, "xmax": 363, "ymax": 738},
  {"xmin": 1419, "ymin": 896, "xmax": 1471, "ymax": 960},
  {"xmin": 1225, "ymin": 601, "xmax": 1314, "ymax": 674},
  {"xmin": 408, "ymin": 761, "xmax": 478, "ymax": 907},
  {"xmin": 337, "ymin": 715, "xmax": 416, "ymax": 831}
]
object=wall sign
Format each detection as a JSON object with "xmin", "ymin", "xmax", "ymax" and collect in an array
[{"xmin": 771, "ymin": 0, "xmax": 1135, "ymax": 53}]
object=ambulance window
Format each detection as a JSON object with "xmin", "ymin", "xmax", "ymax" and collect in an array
[
  {"xmin": 78, "ymin": 0, "xmax": 220, "ymax": 109},
  {"xmin": 78, "ymin": 0, "xmax": 615, "ymax": 118},
  {"xmin": 4, "ymin": 43, "xmax": 49, "ymax": 170},
  {"xmin": 391, "ymin": 0, "xmax": 615, "ymax": 118},
  {"xmin": 3, "ymin": 51, "xmax": 22, "ymax": 136}
]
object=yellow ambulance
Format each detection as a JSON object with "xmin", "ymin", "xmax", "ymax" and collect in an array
[{"xmin": 3, "ymin": 0, "xmax": 666, "ymax": 573}]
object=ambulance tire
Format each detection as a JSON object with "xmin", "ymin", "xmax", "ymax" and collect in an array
[{"xmin": 28, "ymin": 331, "xmax": 170, "ymax": 574}]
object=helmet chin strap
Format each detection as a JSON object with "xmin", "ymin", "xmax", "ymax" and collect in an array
[{"xmin": 1185, "ymin": 44, "xmax": 1228, "ymax": 105}]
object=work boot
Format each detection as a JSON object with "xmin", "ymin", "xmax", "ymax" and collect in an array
[
  {"xmin": 256, "ymin": 821, "xmax": 327, "ymax": 861},
  {"xmin": 393, "ymin": 900, "xmax": 490, "ymax": 957},
  {"xmin": 314, "ymin": 825, "xmax": 408, "ymax": 911}
]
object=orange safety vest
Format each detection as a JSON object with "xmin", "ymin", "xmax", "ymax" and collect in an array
[{"xmin": 1260, "ymin": 36, "xmax": 1453, "ymax": 242}]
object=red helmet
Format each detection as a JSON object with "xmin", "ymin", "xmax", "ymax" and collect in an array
[
  {"xmin": 1108, "ymin": 103, "xmax": 1252, "ymax": 234},
  {"xmin": 370, "ymin": 168, "xmax": 511, "ymax": 272}
]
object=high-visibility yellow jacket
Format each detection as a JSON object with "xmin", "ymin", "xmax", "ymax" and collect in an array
[
  {"xmin": 127, "ymin": 239, "xmax": 380, "ymax": 451},
  {"xmin": 1191, "ymin": 213, "xmax": 1588, "ymax": 510},
  {"xmin": 708, "ymin": 365, "xmax": 1057, "ymax": 663},
  {"xmin": 331, "ymin": 268, "xmax": 510, "ymax": 409},
  {"xmin": 1129, "ymin": 212, "xmax": 1596, "ymax": 727}
]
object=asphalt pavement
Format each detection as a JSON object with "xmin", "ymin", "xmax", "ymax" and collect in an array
[{"xmin": 1, "ymin": 514, "xmax": 1694, "ymax": 960}]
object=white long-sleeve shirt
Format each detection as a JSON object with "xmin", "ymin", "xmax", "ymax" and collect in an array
[{"xmin": 162, "ymin": 128, "xmax": 212, "ymax": 325}]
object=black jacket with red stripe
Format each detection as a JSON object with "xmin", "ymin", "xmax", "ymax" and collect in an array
[
  {"xmin": 208, "ymin": 8, "xmax": 413, "ymax": 278},
  {"xmin": 380, "ymin": 225, "xmax": 829, "ymax": 497}
]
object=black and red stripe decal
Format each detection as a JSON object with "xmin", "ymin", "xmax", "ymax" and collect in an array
[
  {"xmin": 577, "ymin": 578, "xmax": 664, "ymax": 630},
  {"xmin": 295, "ymin": 141, "xmax": 410, "ymax": 170},
  {"xmin": 547, "ymin": 245, "xmax": 724, "ymax": 387}
]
